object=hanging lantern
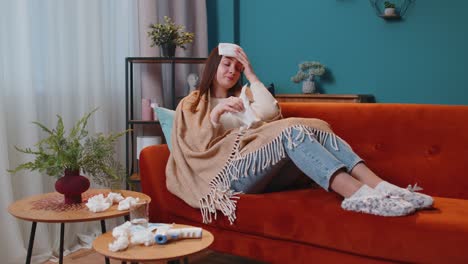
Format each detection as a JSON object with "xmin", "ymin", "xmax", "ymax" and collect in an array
[{"xmin": 369, "ymin": 0, "xmax": 416, "ymax": 20}]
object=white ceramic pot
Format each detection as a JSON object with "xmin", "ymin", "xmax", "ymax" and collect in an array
[
  {"xmin": 384, "ymin": 8, "xmax": 396, "ymax": 16},
  {"xmin": 302, "ymin": 80, "xmax": 316, "ymax": 94}
]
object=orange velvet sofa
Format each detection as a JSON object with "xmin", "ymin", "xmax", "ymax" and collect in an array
[{"xmin": 140, "ymin": 103, "xmax": 468, "ymax": 264}]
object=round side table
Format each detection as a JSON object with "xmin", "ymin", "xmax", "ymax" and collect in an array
[
  {"xmin": 93, "ymin": 224, "xmax": 214, "ymax": 264},
  {"xmin": 8, "ymin": 189, "xmax": 150, "ymax": 264}
]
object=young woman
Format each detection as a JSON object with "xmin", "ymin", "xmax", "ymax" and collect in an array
[{"xmin": 166, "ymin": 44, "xmax": 433, "ymax": 224}]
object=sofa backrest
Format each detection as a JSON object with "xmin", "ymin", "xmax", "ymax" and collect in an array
[{"xmin": 280, "ymin": 103, "xmax": 468, "ymax": 199}]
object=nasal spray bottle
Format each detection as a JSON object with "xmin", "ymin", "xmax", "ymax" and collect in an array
[{"xmin": 154, "ymin": 225, "xmax": 203, "ymax": 244}]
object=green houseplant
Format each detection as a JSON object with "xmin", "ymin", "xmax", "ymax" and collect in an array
[
  {"xmin": 147, "ymin": 16, "xmax": 195, "ymax": 57},
  {"xmin": 8, "ymin": 109, "xmax": 127, "ymax": 204},
  {"xmin": 384, "ymin": 1, "xmax": 397, "ymax": 16},
  {"xmin": 291, "ymin": 61, "xmax": 326, "ymax": 94},
  {"xmin": 384, "ymin": 1, "xmax": 396, "ymax": 8}
]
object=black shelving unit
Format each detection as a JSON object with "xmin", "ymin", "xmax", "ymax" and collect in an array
[{"xmin": 125, "ymin": 57, "xmax": 206, "ymax": 188}]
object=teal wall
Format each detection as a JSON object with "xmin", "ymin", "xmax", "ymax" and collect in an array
[
  {"xmin": 207, "ymin": 0, "xmax": 236, "ymax": 50},
  {"xmin": 207, "ymin": 0, "xmax": 468, "ymax": 104}
]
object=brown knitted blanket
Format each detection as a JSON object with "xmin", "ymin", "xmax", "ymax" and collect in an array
[{"xmin": 166, "ymin": 90, "xmax": 336, "ymax": 224}]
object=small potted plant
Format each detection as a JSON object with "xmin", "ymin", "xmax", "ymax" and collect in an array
[
  {"xmin": 147, "ymin": 16, "xmax": 195, "ymax": 57},
  {"xmin": 291, "ymin": 61, "xmax": 326, "ymax": 94},
  {"xmin": 384, "ymin": 1, "xmax": 397, "ymax": 16},
  {"xmin": 8, "ymin": 109, "xmax": 128, "ymax": 204}
]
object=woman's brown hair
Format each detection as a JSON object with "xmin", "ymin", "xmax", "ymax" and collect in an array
[{"xmin": 189, "ymin": 46, "xmax": 241, "ymax": 112}]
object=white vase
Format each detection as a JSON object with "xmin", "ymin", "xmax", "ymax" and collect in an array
[
  {"xmin": 384, "ymin": 8, "xmax": 396, "ymax": 16},
  {"xmin": 302, "ymin": 79, "xmax": 316, "ymax": 94}
]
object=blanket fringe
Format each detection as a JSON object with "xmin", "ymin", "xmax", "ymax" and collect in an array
[{"xmin": 199, "ymin": 125, "xmax": 338, "ymax": 224}]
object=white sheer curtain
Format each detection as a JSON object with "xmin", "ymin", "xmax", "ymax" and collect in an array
[
  {"xmin": 0, "ymin": 0, "xmax": 138, "ymax": 263},
  {"xmin": 1, "ymin": 0, "xmax": 207, "ymax": 262}
]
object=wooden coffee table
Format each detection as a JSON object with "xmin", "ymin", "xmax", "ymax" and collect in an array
[
  {"xmin": 93, "ymin": 224, "xmax": 214, "ymax": 264},
  {"xmin": 8, "ymin": 189, "xmax": 150, "ymax": 264}
]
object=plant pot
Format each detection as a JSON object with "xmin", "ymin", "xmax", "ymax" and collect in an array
[
  {"xmin": 160, "ymin": 43, "xmax": 176, "ymax": 57},
  {"xmin": 55, "ymin": 169, "xmax": 90, "ymax": 204},
  {"xmin": 384, "ymin": 8, "xmax": 396, "ymax": 16},
  {"xmin": 302, "ymin": 80, "xmax": 316, "ymax": 94}
]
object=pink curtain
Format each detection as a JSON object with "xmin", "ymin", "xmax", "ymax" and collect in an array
[{"xmin": 136, "ymin": 0, "xmax": 208, "ymax": 109}]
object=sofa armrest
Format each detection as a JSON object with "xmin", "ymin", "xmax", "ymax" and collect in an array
[{"xmin": 139, "ymin": 144, "xmax": 170, "ymax": 221}]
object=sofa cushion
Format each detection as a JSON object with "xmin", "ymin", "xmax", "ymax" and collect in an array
[
  {"xmin": 155, "ymin": 107, "xmax": 175, "ymax": 150},
  {"xmin": 166, "ymin": 188, "xmax": 468, "ymax": 263}
]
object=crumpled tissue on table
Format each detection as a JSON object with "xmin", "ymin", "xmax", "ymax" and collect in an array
[
  {"xmin": 108, "ymin": 222, "xmax": 171, "ymax": 252},
  {"xmin": 85, "ymin": 192, "xmax": 140, "ymax": 213},
  {"xmin": 117, "ymin": 196, "xmax": 140, "ymax": 211}
]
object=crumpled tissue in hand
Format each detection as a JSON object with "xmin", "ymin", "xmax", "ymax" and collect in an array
[{"xmin": 226, "ymin": 85, "xmax": 261, "ymax": 129}]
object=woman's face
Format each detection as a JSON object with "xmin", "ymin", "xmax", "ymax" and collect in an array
[{"xmin": 213, "ymin": 56, "xmax": 243, "ymax": 92}]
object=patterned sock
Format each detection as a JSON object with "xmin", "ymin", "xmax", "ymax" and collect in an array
[
  {"xmin": 341, "ymin": 185, "xmax": 416, "ymax": 217},
  {"xmin": 375, "ymin": 181, "xmax": 433, "ymax": 209}
]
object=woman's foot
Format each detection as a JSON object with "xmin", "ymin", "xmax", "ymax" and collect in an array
[
  {"xmin": 374, "ymin": 181, "xmax": 433, "ymax": 209},
  {"xmin": 341, "ymin": 185, "xmax": 416, "ymax": 216}
]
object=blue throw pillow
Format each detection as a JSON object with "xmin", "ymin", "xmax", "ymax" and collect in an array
[{"xmin": 155, "ymin": 107, "xmax": 175, "ymax": 151}]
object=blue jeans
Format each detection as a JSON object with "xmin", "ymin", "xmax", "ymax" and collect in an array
[{"xmin": 230, "ymin": 129, "xmax": 363, "ymax": 193}]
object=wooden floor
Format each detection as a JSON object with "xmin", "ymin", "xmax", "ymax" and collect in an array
[{"xmin": 42, "ymin": 248, "xmax": 264, "ymax": 264}]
